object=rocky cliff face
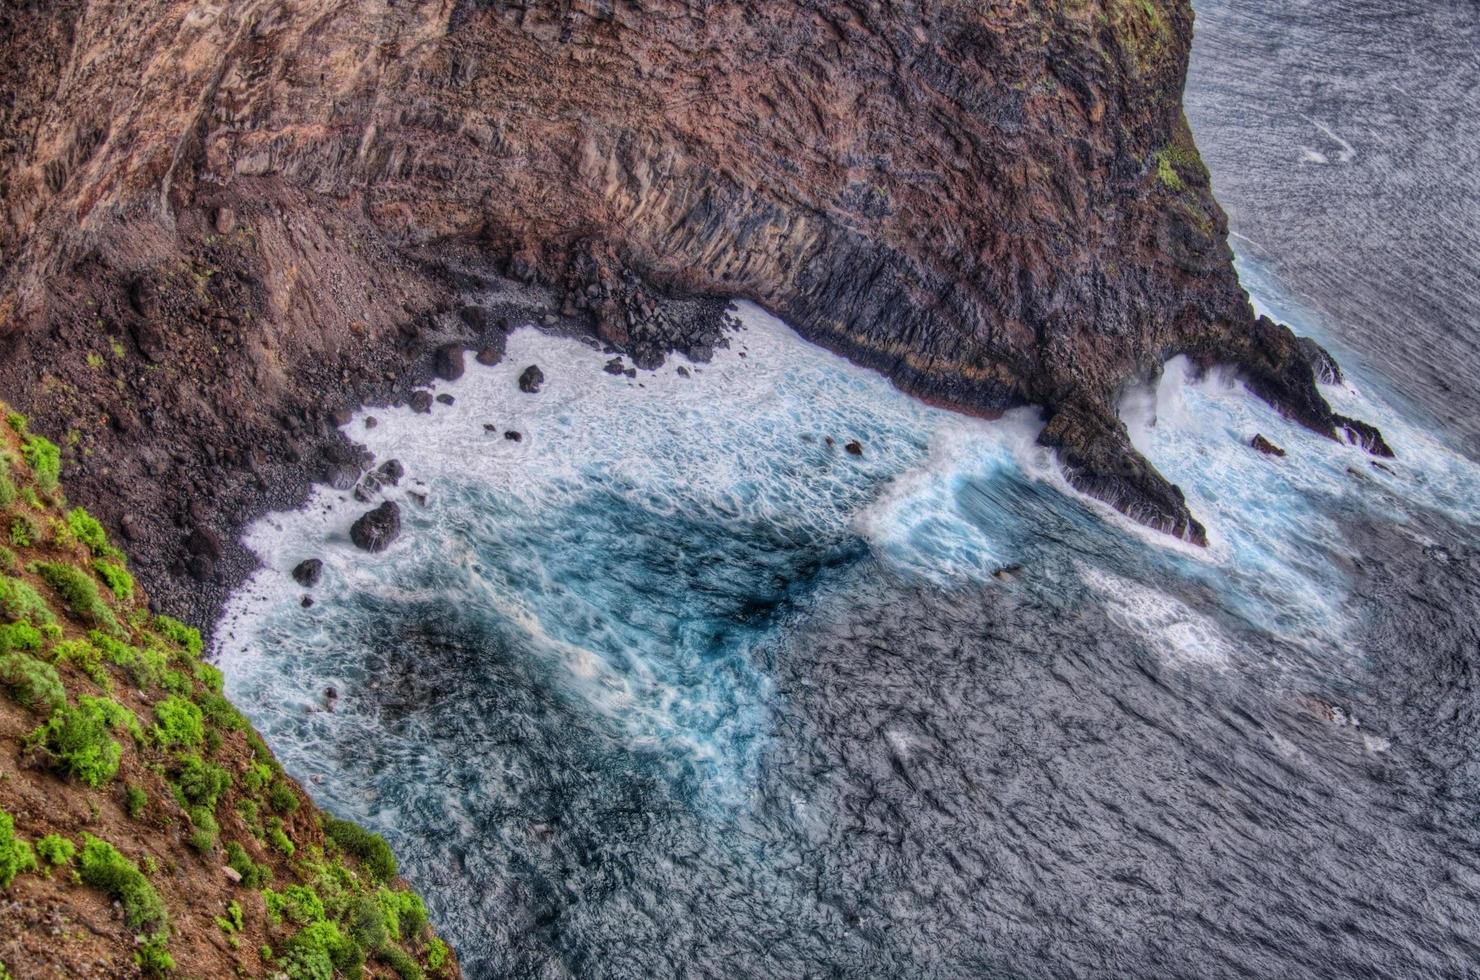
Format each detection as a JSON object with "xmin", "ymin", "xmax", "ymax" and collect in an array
[{"xmin": 0, "ymin": 0, "xmax": 1384, "ymax": 617}]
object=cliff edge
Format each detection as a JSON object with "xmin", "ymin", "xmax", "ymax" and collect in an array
[{"xmin": 0, "ymin": 2, "xmax": 1386, "ymax": 610}]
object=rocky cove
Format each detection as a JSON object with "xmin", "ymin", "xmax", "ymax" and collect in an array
[{"xmin": 2, "ymin": 0, "xmax": 1474, "ymax": 977}]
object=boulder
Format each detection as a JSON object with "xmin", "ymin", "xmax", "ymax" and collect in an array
[
  {"xmin": 436, "ymin": 393, "xmax": 455, "ymax": 405},
  {"xmin": 433, "ymin": 344, "xmax": 466, "ymax": 381},
  {"xmin": 844, "ymin": 440, "xmax": 863, "ymax": 456},
  {"xmin": 214, "ymin": 206, "xmax": 236, "ymax": 235},
  {"xmin": 409, "ymin": 390, "xmax": 433, "ymax": 413},
  {"xmin": 187, "ymin": 525, "xmax": 223, "ymax": 560},
  {"xmin": 518, "ymin": 365, "xmax": 545, "ymax": 393},
  {"xmin": 377, "ymin": 459, "xmax": 405, "ymax": 485},
  {"xmin": 350, "ymin": 501, "xmax": 402, "ymax": 552},
  {"xmin": 504, "ymin": 430, "xmax": 523, "ymax": 442},
  {"xmin": 291, "ymin": 558, "xmax": 323, "ymax": 587},
  {"xmin": 475, "ymin": 345, "xmax": 504, "ymax": 367},
  {"xmin": 1250, "ymin": 434, "xmax": 1286, "ymax": 457},
  {"xmin": 325, "ymin": 462, "xmax": 360, "ymax": 490}
]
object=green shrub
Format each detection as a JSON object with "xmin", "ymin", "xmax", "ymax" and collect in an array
[
  {"xmin": 5, "ymin": 412, "xmax": 26, "ymax": 433},
  {"xmin": 29, "ymin": 696, "xmax": 140, "ymax": 786},
  {"xmin": 266, "ymin": 818, "xmax": 295, "ymax": 857},
  {"xmin": 195, "ymin": 661, "xmax": 225, "ymax": 695},
  {"xmin": 135, "ymin": 933, "xmax": 174, "ymax": 976},
  {"xmin": 426, "ymin": 936, "xmax": 449, "ymax": 972},
  {"xmin": 174, "ymin": 753, "xmax": 230, "ymax": 810},
  {"xmin": 377, "ymin": 944, "xmax": 425, "ymax": 980},
  {"xmin": 188, "ymin": 806, "xmax": 219, "ymax": 852},
  {"xmin": 0, "ymin": 575, "xmax": 54, "ymax": 626},
  {"xmin": 280, "ymin": 920, "xmax": 362, "ymax": 980},
  {"xmin": 0, "ymin": 545, "xmax": 15, "ymax": 573},
  {"xmin": 93, "ymin": 560, "xmax": 133, "ymax": 601},
  {"xmin": 0, "ymin": 621, "xmax": 42, "ymax": 654},
  {"xmin": 0, "ymin": 652, "xmax": 65, "ymax": 714},
  {"xmin": 77, "ymin": 833, "xmax": 168, "ymax": 934},
  {"xmin": 243, "ymin": 762, "xmax": 273, "ymax": 794},
  {"xmin": 153, "ymin": 695, "xmax": 204, "ymax": 748},
  {"xmin": 389, "ymin": 889, "xmax": 428, "ymax": 938},
  {"xmin": 33, "ymin": 562, "xmax": 117, "ymax": 632},
  {"xmin": 0, "ymin": 809, "xmax": 38, "ymax": 888},
  {"xmin": 265, "ymin": 884, "xmax": 326, "ymax": 926},
  {"xmin": 237, "ymin": 797, "xmax": 263, "ymax": 837},
  {"xmin": 7, "ymin": 516, "xmax": 32, "ymax": 549},
  {"xmin": 153, "ymin": 615, "xmax": 203, "ymax": 658},
  {"xmin": 20, "ymin": 434, "xmax": 60, "ymax": 494},
  {"xmin": 322, "ymin": 816, "xmax": 396, "ymax": 882},
  {"xmin": 216, "ymin": 899, "xmax": 245, "ymax": 934},
  {"xmin": 35, "ymin": 833, "xmax": 76, "ymax": 872},
  {"xmin": 64, "ymin": 508, "xmax": 109, "ymax": 556},
  {"xmin": 51, "ymin": 638, "xmax": 108, "ymax": 686},
  {"xmin": 225, "ymin": 841, "xmax": 271, "ymax": 889},
  {"xmin": 125, "ymin": 784, "xmax": 149, "ymax": 819},
  {"xmin": 0, "ymin": 473, "xmax": 14, "ymax": 510},
  {"xmin": 269, "ymin": 780, "xmax": 300, "ymax": 814}
]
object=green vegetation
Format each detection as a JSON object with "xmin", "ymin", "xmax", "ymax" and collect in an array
[
  {"xmin": 35, "ymin": 833, "xmax": 76, "ymax": 872},
  {"xmin": 29, "ymin": 695, "xmax": 140, "ymax": 787},
  {"xmin": 152, "ymin": 695, "xmax": 204, "ymax": 748},
  {"xmin": 0, "ymin": 808, "xmax": 37, "ymax": 888},
  {"xmin": 77, "ymin": 833, "xmax": 168, "ymax": 934},
  {"xmin": 322, "ymin": 816, "xmax": 396, "ymax": 882},
  {"xmin": 33, "ymin": 561, "xmax": 119, "ymax": 633},
  {"xmin": 125, "ymin": 783, "xmax": 149, "ymax": 819},
  {"xmin": 225, "ymin": 840, "xmax": 272, "ymax": 890},
  {"xmin": 0, "ymin": 575, "xmax": 54, "ymax": 626},
  {"xmin": 93, "ymin": 559, "xmax": 133, "ymax": 600},
  {"xmin": 174, "ymin": 753, "xmax": 231, "ymax": 810},
  {"xmin": 19, "ymin": 433, "xmax": 59, "ymax": 495},
  {"xmin": 0, "ymin": 651, "xmax": 65, "ymax": 713},
  {"xmin": 0, "ymin": 401, "xmax": 452, "ymax": 977}
]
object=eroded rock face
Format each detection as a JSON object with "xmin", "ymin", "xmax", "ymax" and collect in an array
[{"xmin": 0, "ymin": 0, "xmax": 1387, "ymax": 577}]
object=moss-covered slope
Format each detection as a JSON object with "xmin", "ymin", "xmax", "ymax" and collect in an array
[{"xmin": 0, "ymin": 408, "xmax": 457, "ymax": 978}]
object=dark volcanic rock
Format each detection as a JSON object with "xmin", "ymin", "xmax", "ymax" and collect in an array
[
  {"xmin": 436, "ymin": 393, "xmax": 455, "ymax": 405},
  {"xmin": 409, "ymin": 391, "xmax": 434, "ymax": 413},
  {"xmin": 504, "ymin": 430, "xmax": 522, "ymax": 442},
  {"xmin": 325, "ymin": 463, "xmax": 360, "ymax": 491},
  {"xmin": 350, "ymin": 501, "xmax": 402, "ymax": 553},
  {"xmin": 844, "ymin": 441, "xmax": 863, "ymax": 457},
  {"xmin": 475, "ymin": 345, "xmax": 504, "ymax": 367},
  {"xmin": 1251, "ymin": 435, "xmax": 1287, "ymax": 457},
  {"xmin": 377, "ymin": 459, "xmax": 405, "ymax": 485},
  {"xmin": 187, "ymin": 525, "xmax": 224, "ymax": 560},
  {"xmin": 433, "ymin": 344, "xmax": 465, "ymax": 381},
  {"xmin": 518, "ymin": 366, "xmax": 545, "ymax": 394},
  {"xmin": 291, "ymin": 558, "xmax": 324, "ymax": 587}
]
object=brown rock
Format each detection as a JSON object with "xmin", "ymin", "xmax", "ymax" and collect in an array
[{"xmin": 1251, "ymin": 434, "xmax": 1287, "ymax": 457}]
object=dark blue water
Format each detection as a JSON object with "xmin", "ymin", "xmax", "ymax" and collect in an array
[{"xmin": 218, "ymin": 5, "xmax": 1480, "ymax": 977}]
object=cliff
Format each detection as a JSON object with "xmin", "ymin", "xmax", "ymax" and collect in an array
[
  {"xmin": 0, "ymin": 408, "xmax": 458, "ymax": 978},
  {"xmin": 0, "ymin": 3, "xmax": 1385, "ymax": 609}
]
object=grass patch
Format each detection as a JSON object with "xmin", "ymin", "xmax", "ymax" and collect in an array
[
  {"xmin": 125, "ymin": 783, "xmax": 149, "ymax": 819},
  {"xmin": 77, "ymin": 833, "xmax": 168, "ymax": 935},
  {"xmin": 33, "ymin": 562, "xmax": 118, "ymax": 633},
  {"xmin": 29, "ymin": 695, "xmax": 141, "ymax": 787},
  {"xmin": 0, "ymin": 808, "xmax": 37, "ymax": 889},
  {"xmin": 20, "ymin": 434, "xmax": 60, "ymax": 495},
  {"xmin": 153, "ymin": 695, "xmax": 204, "ymax": 748},
  {"xmin": 174, "ymin": 753, "xmax": 231, "ymax": 811},
  {"xmin": 0, "ymin": 652, "xmax": 66, "ymax": 714},
  {"xmin": 225, "ymin": 840, "xmax": 271, "ymax": 890},
  {"xmin": 153, "ymin": 615, "xmax": 202, "ymax": 658},
  {"xmin": 0, "ymin": 575, "xmax": 54, "ymax": 626},
  {"xmin": 35, "ymin": 833, "xmax": 76, "ymax": 872},
  {"xmin": 93, "ymin": 559, "xmax": 133, "ymax": 601},
  {"xmin": 322, "ymin": 816, "xmax": 396, "ymax": 883}
]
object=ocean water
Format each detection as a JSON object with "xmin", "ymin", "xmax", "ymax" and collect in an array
[{"xmin": 216, "ymin": 4, "xmax": 1480, "ymax": 977}]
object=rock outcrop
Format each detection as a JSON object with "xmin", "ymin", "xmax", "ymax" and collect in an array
[{"xmin": 0, "ymin": 0, "xmax": 1387, "ymax": 618}]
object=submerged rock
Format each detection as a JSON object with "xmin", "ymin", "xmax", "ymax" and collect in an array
[
  {"xmin": 436, "ymin": 393, "xmax": 455, "ymax": 405},
  {"xmin": 504, "ymin": 430, "xmax": 523, "ymax": 442},
  {"xmin": 844, "ymin": 440, "xmax": 863, "ymax": 456},
  {"xmin": 350, "ymin": 501, "xmax": 402, "ymax": 552},
  {"xmin": 291, "ymin": 558, "xmax": 323, "ymax": 587},
  {"xmin": 1251, "ymin": 434, "xmax": 1287, "ymax": 457},
  {"xmin": 519, "ymin": 365, "xmax": 545, "ymax": 393}
]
